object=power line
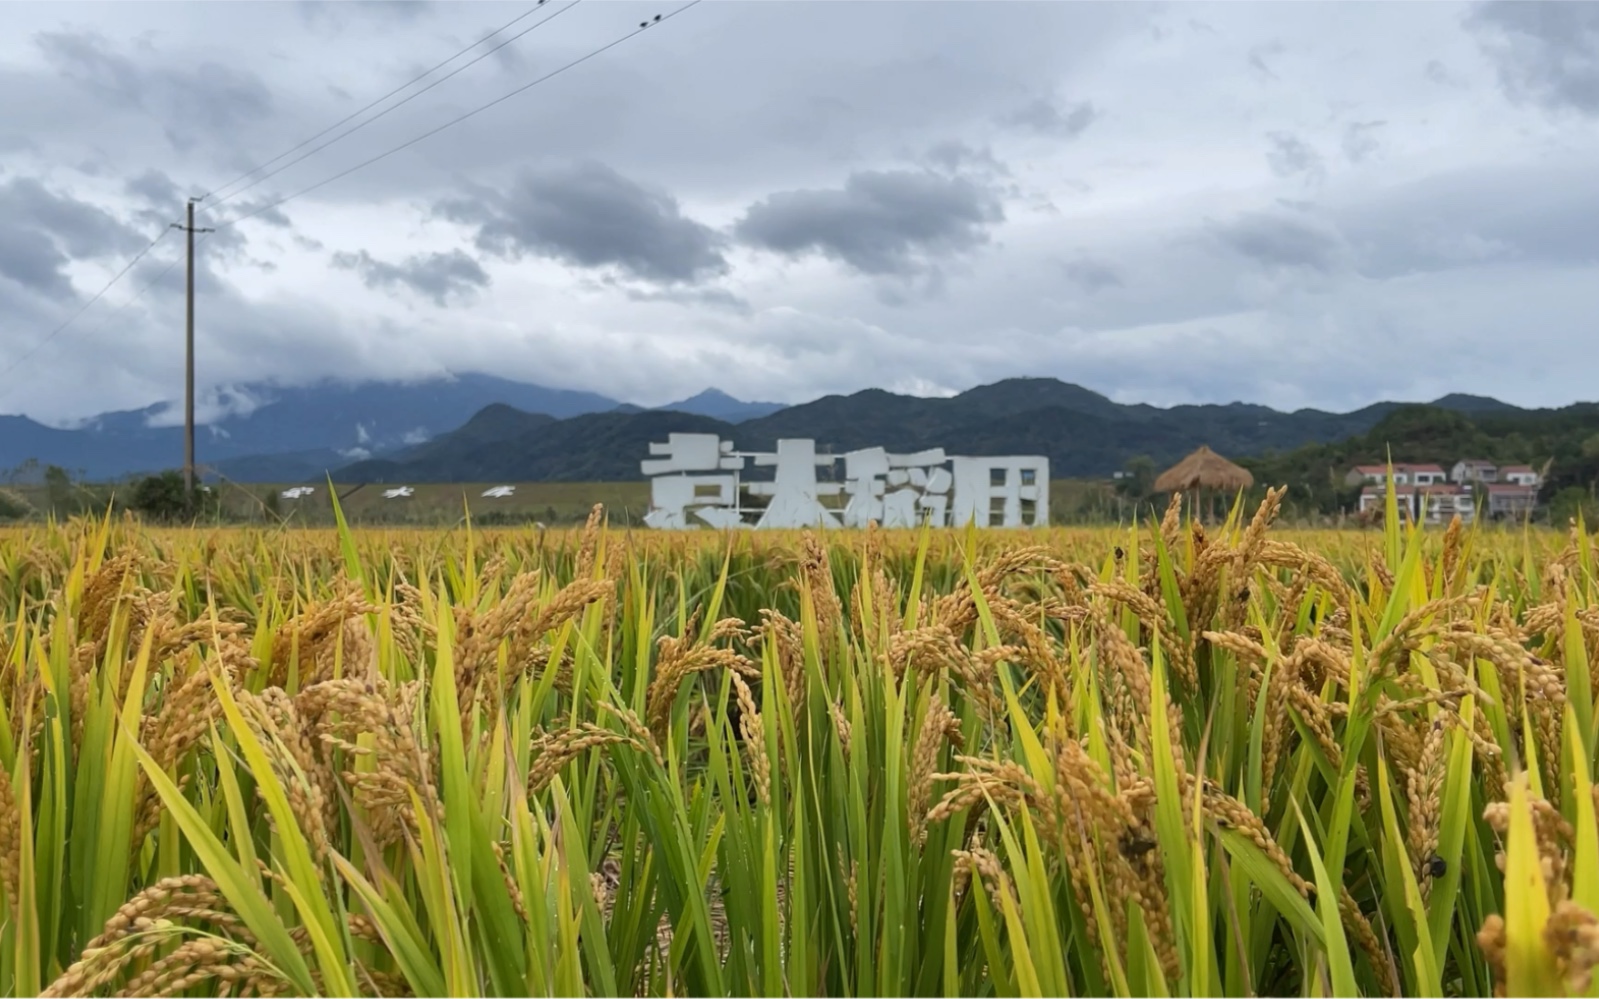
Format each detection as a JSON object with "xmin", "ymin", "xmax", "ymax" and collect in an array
[
  {"xmin": 0, "ymin": 229, "xmax": 171, "ymax": 388},
  {"xmin": 203, "ymin": 0, "xmax": 578, "ymax": 213},
  {"xmin": 214, "ymin": 0, "xmax": 702, "ymax": 232},
  {"xmin": 203, "ymin": 2, "xmax": 551, "ymax": 204},
  {"xmin": 0, "ymin": 3, "xmax": 562, "ymax": 393},
  {"xmin": 0, "ymin": 239, "xmax": 196, "ymax": 409}
]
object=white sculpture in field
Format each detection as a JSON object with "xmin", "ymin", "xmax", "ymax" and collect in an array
[
  {"xmin": 382, "ymin": 486, "xmax": 414, "ymax": 499},
  {"xmin": 949, "ymin": 456, "xmax": 1050, "ymax": 529},
  {"xmin": 641, "ymin": 433, "xmax": 748, "ymax": 529},
  {"xmin": 840, "ymin": 447, "xmax": 952, "ymax": 528},
  {"xmin": 745, "ymin": 438, "xmax": 843, "ymax": 529},
  {"xmin": 641, "ymin": 435, "xmax": 1048, "ymax": 529},
  {"xmin": 482, "ymin": 485, "xmax": 516, "ymax": 498},
  {"xmin": 281, "ymin": 486, "xmax": 315, "ymax": 500}
]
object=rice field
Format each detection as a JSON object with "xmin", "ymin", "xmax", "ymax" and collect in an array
[{"xmin": 0, "ymin": 486, "xmax": 1595, "ymax": 997}]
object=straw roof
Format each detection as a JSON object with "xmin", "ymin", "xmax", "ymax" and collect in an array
[{"xmin": 1153, "ymin": 445, "xmax": 1254, "ymax": 493}]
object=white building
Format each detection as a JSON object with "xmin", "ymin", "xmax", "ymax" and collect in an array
[
  {"xmin": 1346, "ymin": 463, "xmax": 1447, "ymax": 487},
  {"xmin": 1359, "ymin": 483, "xmax": 1476, "ymax": 525},
  {"xmin": 1450, "ymin": 460, "xmax": 1498, "ymax": 485},
  {"xmin": 1498, "ymin": 465, "xmax": 1541, "ymax": 488}
]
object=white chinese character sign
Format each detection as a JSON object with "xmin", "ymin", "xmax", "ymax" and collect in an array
[{"xmin": 641, "ymin": 433, "xmax": 1048, "ymax": 529}]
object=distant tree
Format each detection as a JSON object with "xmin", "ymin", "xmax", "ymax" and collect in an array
[
  {"xmin": 2, "ymin": 458, "xmax": 40, "ymax": 486},
  {"xmin": 0, "ymin": 488, "xmax": 32, "ymax": 522},
  {"xmin": 128, "ymin": 471, "xmax": 220, "ymax": 523},
  {"xmin": 1117, "ymin": 455, "xmax": 1157, "ymax": 498},
  {"xmin": 1549, "ymin": 486, "xmax": 1599, "ymax": 529},
  {"xmin": 44, "ymin": 465, "xmax": 74, "ymax": 517}
]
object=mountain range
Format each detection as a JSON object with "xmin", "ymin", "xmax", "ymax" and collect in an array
[
  {"xmin": 334, "ymin": 378, "xmax": 1562, "ymax": 485},
  {"xmin": 1, "ymin": 372, "xmax": 1576, "ymax": 485},
  {"xmin": 0, "ymin": 375, "xmax": 783, "ymax": 483}
]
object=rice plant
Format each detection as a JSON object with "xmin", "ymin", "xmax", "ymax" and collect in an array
[{"xmin": 0, "ymin": 488, "xmax": 1592, "ymax": 996}]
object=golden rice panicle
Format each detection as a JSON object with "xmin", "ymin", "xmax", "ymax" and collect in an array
[
  {"xmin": 1158, "ymin": 491, "xmax": 1183, "ymax": 553},
  {"xmin": 1441, "ymin": 513, "xmax": 1465, "ymax": 589},
  {"xmin": 118, "ymin": 937, "xmax": 287, "ymax": 998},
  {"xmin": 759, "ymin": 608, "xmax": 806, "ymax": 718},
  {"xmin": 1408, "ymin": 717, "xmax": 1448, "ymax": 894},
  {"xmin": 575, "ymin": 502, "xmax": 605, "ymax": 579},
  {"xmin": 526, "ymin": 723, "xmax": 643, "ymax": 796},
  {"xmin": 1546, "ymin": 901, "xmax": 1599, "ymax": 994},
  {"xmin": 236, "ymin": 688, "xmax": 334, "ymax": 864},
  {"xmin": 42, "ymin": 875, "xmax": 246, "ymax": 998},
  {"xmin": 1477, "ymin": 914, "xmax": 1509, "ymax": 998},
  {"xmin": 907, "ymin": 695, "xmax": 959, "ymax": 847},
  {"xmin": 799, "ymin": 532, "xmax": 842, "ymax": 651},
  {"xmin": 950, "ymin": 846, "xmax": 1011, "ymax": 914},
  {"xmin": 730, "ymin": 671, "xmax": 770, "ymax": 805},
  {"xmin": 0, "ymin": 757, "xmax": 19, "ymax": 905},
  {"xmin": 645, "ymin": 624, "xmax": 758, "ymax": 739},
  {"xmin": 265, "ymin": 582, "xmax": 377, "ymax": 688}
]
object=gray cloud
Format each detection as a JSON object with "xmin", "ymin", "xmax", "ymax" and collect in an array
[
  {"xmin": 621, "ymin": 285, "xmax": 751, "ymax": 315},
  {"xmin": 921, "ymin": 140, "xmax": 1010, "ymax": 179},
  {"xmin": 735, "ymin": 169, "xmax": 1005, "ymax": 278},
  {"xmin": 0, "ymin": 176, "xmax": 147, "ymax": 295},
  {"xmin": 1249, "ymin": 40, "xmax": 1285, "ymax": 80},
  {"xmin": 36, "ymin": 30, "xmax": 273, "ymax": 152},
  {"xmin": 1060, "ymin": 256, "xmax": 1124, "ymax": 293},
  {"xmin": 1425, "ymin": 59, "xmax": 1465, "ymax": 88},
  {"xmin": 1265, "ymin": 132, "xmax": 1324, "ymax": 180},
  {"xmin": 1000, "ymin": 96, "xmax": 1099, "ymax": 138},
  {"xmin": 437, "ymin": 161, "xmax": 727, "ymax": 284},
  {"xmin": 1336, "ymin": 161, "xmax": 1599, "ymax": 278},
  {"xmin": 331, "ymin": 248, "xmax": 490, "ymax": 305},
  {"xmin": 125, "ymin": 169, "xmax": 182, "ymax": 211},
  {"xmin": 0, "ymin": 223, "xmax": 71, "ymax": 296},
  {"xmin": 1470, "ymin": 1, "xmax": 1599, "ymax": 116},
  {"xmin": 1210, "ymin": 210, "xmax": 1346, "ymax": 272},
  {"xmin": 1342, "ymin": 121, "xmax": 1385, "ymax": 163},
  {"xmin": 0, "ymin": 1, "xmax": 1597, "ymax": 421},
  {"xmin": 299, "ymin": 0, "xmax": 434, "ymax": 23}
]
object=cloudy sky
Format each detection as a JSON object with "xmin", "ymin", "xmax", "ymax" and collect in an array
[{"xmin": 0, "ymin": 0, "xmax": 1596, "ymax": 424}]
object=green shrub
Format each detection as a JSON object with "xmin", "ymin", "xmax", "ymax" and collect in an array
[
  {"xmin": 127, "ymin": 471, "xmax": 221, "ymax": 523},
  {"xmin": 0, "ymin": 487, "xmax": 32, "ymax": 521}
]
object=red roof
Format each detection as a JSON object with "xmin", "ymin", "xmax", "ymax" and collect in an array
[
  {"xmin": 1410, "ymin": 464, "xmax": 1447, "ymax": 473},
  {"xmin": 1485, "ymin": 483, "xmax": 1536, "ymax": 494},
  {"xmin": 1499, "ymin": 465, "xmax": 1534, "ymax": 474}
]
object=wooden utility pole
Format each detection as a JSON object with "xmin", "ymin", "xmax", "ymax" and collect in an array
[{"xmin": 172, "ymin": 199, "xmax": 213, "ymax": 496}]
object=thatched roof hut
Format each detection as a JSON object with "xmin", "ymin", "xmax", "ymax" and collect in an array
[{"xmin": 1154, "ymin": 446, "xmax": 1253, "ymax": 494}]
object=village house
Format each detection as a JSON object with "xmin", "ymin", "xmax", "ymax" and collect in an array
[
  {"xmin": 1352, "ymin": 457, "xmax": 1543, "ymax": 523},
  {"xmin": 1484, "ymin": 483, "xmax": 1539, "ymax": 519},
  {"xmin": 1498, "ymin": 465, "xmax": 1541, "ymax": 487},
  {"xmin": 1450, "ymin": 459, "xmax": 1498, "ymax": 484},
  {"xmin": 1450, "ymin": 459, "xmax": 1541, "ymax": 489},
  {"xmin": 1357, "ymin": 482, "xmax": 1476, "ymax": 525},
  {"xmin": 1344, "ymin": 463, "xmax": 1448, "ymax": 487}
]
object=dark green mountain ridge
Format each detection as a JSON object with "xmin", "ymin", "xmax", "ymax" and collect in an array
[{"xmin": 335, "ymin": 377, "xmax": 1580, "ymax": 485}]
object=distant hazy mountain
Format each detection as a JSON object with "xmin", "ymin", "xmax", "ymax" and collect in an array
[
  {"xmin": 660, "ymin": 389, "xmax": 785, "ymax": 423},
  {"xmin": 0, "ymin": 374, "xmax": 624, "ymax": 481},
  {"xmin": 333, "ymin": 376, "xmax": 1559, "ymax": 484}
]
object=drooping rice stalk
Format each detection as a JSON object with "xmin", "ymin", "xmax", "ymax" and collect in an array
[{"xmin": 0, "ymin": 484, "xmax": 1589, "ymax": 996}]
